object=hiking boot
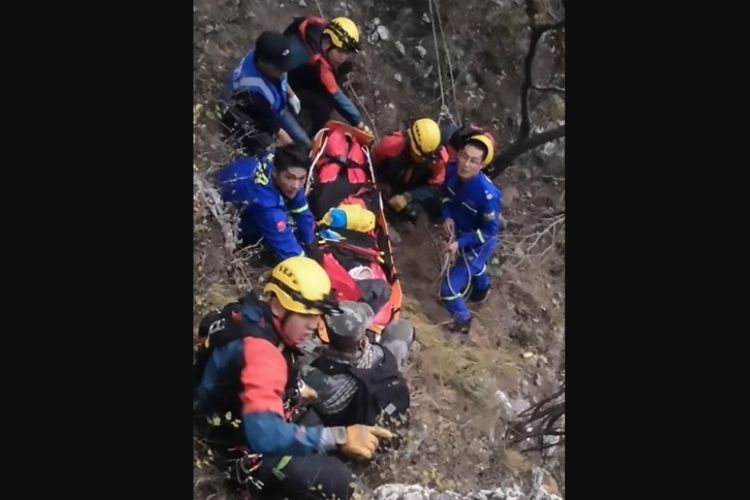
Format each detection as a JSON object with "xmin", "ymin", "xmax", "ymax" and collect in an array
[
  {"xmin": 468, "ymin": 286, "xmax": 490, "ymax": 304},
  {"xmin": 387, "ymin": 225, "xmax": 402, "ymax": 245},
  {"xmin": 451, "ymin": 316, "xmax": 472, "ymax": 334},
  {"xmin": 405, "ymin": 206, "xmax": 418, "ymax": 222}
]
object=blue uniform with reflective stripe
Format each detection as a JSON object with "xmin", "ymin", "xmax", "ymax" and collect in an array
[
  {"xmin": 217, "ymin": 153, "xmax": 315, "ymax": 261},
  {"xmin": 222, "ymin": 49, "xmax": 289, "ymax": 114},
  {"xmin": 439, "ymin": 161, "xmax": 502, "ymax": 321}
]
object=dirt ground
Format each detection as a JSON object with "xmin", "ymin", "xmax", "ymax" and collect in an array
[{"xmin": 194, "ymin": 0, "xmax": 565, "ymax": 498}]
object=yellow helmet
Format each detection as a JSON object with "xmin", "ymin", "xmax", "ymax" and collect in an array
[
  {"xmin": 467, "ymin": 133, "xmax": 495, "ymax": 166},
  {"xmin": 323, "ymin": 17, "xmax": 361, "ymax": 52},
  {"xmin": 408, "ymin": 118, "xmax": 442, "ymax": 159},
  {"xmin": 263, "ymin": 256, "xmax": 333, "ymax": 315}
]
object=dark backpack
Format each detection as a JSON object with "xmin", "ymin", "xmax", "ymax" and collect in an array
[
  {"xmin": 310, "ymin": 344, "xmax": 410, "ymax": 426},
  {"xmin": 194, "ymin": 294, "xmax": 264, "ymax": 388},
  {"xmin": 193, "ymin": 293, "xmax": 300, "ymax": 417}
]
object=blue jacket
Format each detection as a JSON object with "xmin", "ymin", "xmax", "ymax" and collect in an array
[
  {"xmin": 223, "ymin": 49, "xmax": 289, "ymax": 115},
  {"xmin": 440, "ymin": 161, "xmax": 502, "ymax": 250},
  {"xmin": 217, "ymin": 153, "xmax": 315, "ymax": 260}
]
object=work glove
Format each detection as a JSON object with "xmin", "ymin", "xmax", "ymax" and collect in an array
[
  {"xmin": 330, "ymin": 425, "xmax": 394, "ymax": 460},
  {"xmin": 298, "ymin": 380, "xmax": 318, "ymax": 403},
  {"xmin": 289, "ymin": 93, "xmax": 301, "ymax": 114},
  {"xmin": 388, "ymin": 194, "xmax": 409, "ymax": 212},
  {"xmin": 357, "ymin": 122, "xmax": 373, "ymax": 137}
]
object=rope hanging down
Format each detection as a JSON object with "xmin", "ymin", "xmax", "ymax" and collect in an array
[{"xmin": 428, "ymin": 0, "xmax": 460, "ymax": 126}]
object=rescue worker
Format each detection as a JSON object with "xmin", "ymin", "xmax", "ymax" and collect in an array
[
  {"xmin": 218, "ymin": 31, "xmax": 312, "ymax": 156},
  {"xmin": 282, "ymin": 16, "xmax": 372, "ymax": 136},
  {"xmin": 216, "ymin": 143, "xmax": 316, "ymax": 262},
  {"xmin": 439, "ymin": 133, "xmax": 501, "ymax": 334},
  {"xmin": 372, "ymin": 118, "xmax": 449, "ymax": 221},
  {"xmin": 440, "ymin": 123, "xmax": 488, "ymax": 160},
  {"xmin": 194, "ymin": 257, "xmax": 394, "ymax": 500},
  {"xmin": 301, "ymin": 302, "xmax": 414, "ymax": 427}
]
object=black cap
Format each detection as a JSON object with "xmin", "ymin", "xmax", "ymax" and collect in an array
[{"xmin": 255, "ymin": 31, "xmax": 293, "ymax": 71}]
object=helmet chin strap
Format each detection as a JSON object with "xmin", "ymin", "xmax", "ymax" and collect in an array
[
  {"xmin": 275, "ymin": 309, "xmax": 318, "ymax": 355},
  {"xmin": 321, "ymin": 37, "xmax": 335, "ymax": 64},
  {"xmin": 271, "ymin": 308, "xmax": 293, "ymax": 346}
]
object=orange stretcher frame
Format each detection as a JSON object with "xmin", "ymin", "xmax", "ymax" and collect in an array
[{"xmin": 305, "ymin": 120, "xmax": 403, "ymax": 343}]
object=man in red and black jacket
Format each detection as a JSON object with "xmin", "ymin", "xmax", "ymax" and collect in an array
[
  {"xmin": 282, "ymin": 16, "xmax": 372, "ymax": 137},
  {"xmin": 194, "ymin": 257, "xmax": 393, "ymax": 499},
  {"xmin": 372, "ymin": 118, "xmax": 449, "ymax": 221}
]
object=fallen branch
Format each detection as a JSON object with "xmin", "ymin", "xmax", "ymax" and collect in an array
[
  {"xmin": 521, "ymin": 437, "xmax": 565, "ymax": 453},
  {"xmin": 507, "ymin": 384, "xmax": 565, "ymax": 454},
  {"xmin": 194, "ymin": 173, "xmax": 258, "ymax": 292},
  {"xmin": 525, "ymin": 214, "xmax": 565, "ymax": 253},
  {"xmin": 194, "ymin": 174, "xmax": 239, "ymax": 255},
  {"xmin": 510, "ymin": 213, "xmax": 564, "ymax": 266},
  {"xmin": 518, "ymin": 385, "xmax": 564, "ymax": 419},
  {"xmin": 231, "ymin": 263, "xmax": 253, "ymax": 292}
]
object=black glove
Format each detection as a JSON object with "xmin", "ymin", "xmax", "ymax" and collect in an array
[{"xmin": 304, "ymin": 242, "xmax": 323, "ymax": 263}]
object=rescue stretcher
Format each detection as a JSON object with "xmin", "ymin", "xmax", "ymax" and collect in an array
[{"xmin": 305, "ymin": 120, "xmax": 403, "ymax": 341}]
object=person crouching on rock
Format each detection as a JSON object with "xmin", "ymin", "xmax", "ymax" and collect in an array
[
  {"xmin": 301, "ymin": 301, "xmax": 414, "ymax": 427},
  {"xmin": 218, "ymin": 31, "xmax": 312, "ymax": 156},
  {"xmin": 372, "ymin": 118, "xmax": 450, "ymax": 223},
  {"xmin": 216, "ymin": 143, "xmax": 319, "ymax": 264}
]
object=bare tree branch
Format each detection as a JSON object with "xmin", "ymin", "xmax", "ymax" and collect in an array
[
  {"xmin": 525, "ymin": 0, "xmax": 538, "ymax": 21},
  {"xmin": 520, "ymin": 0, "xmax": 564, "ymax": 133},
  {"xmin": 531, "ymin": 84, "xmax": 565, "ymax": 94},
  {"xmin": 507, "ymin": 382, "xmax": 565, "ymax": 455},
  {"xmin": 486, "ymin": 125, "xmax": 565, "ymax": 177},
  {"xmin": 194, "ymin": 174, "xmax": 238, "ymax": 255},
  {"xmin": 521, "ymin": 437, "xmax": 564, "ymax": 453},
  {"xmin": 486, "ymin": 1, "xmax": 565, "ymax": 181}
]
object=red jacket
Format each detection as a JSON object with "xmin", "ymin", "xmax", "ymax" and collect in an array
[{"xmin": 373, "ymin": 131, "xmax": 448, "ymax": 190}]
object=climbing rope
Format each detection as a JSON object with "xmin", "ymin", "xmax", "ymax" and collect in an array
[
  {"xmin": 428, "ymin": 0, "xmax": 459, "ymax": 126},
  {"xmin": 437, "ymin": 237, "xmax": 498, "ymax": 300},
  {"xmin": 313, "ymin": 0, "xmax": 325, "ymax": 18},
  {"xmin": 433, "ymin": 0, "xmax": 461, "ymax": 125},
  {"xmin": 345, "ymin": 82, "xmax": 380, "ymax": 140}
]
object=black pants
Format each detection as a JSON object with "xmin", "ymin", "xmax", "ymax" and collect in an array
[
  {"xmin": 198, "ymin": 409, "xmax": 352, "ymax": 500},
  {"xmin": 288, "ymin": 60, "xmax": 355, "ymax": 137},
  {"xmin": 293, "ymin": 86, "xmax": 336, "ymax": 138},
  {"xmin": 255, "ymin": 453, "xmax": 352, "ymax": 500},
  {"xmin": 383, "ymin": 197, "xmax": 443, "ymax": 224},
  {"xmin": 256, "ymin": 410, "xmax": 351, "ymax": 500}
]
